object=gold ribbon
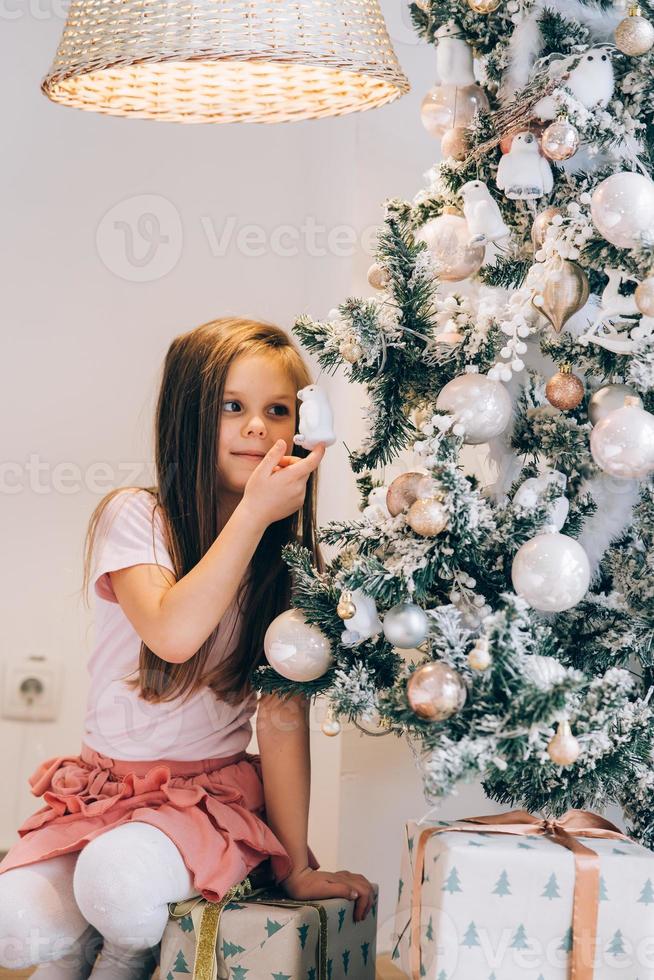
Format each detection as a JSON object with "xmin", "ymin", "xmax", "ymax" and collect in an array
[
  {"xmin": 410, "ymin": 808, "xmax": 634, "ymax": 980},
  {"xmin": 169, "ymin": 882, "xmax": 328, "ymax": 980},
  {"xmin": 169, "ymin": 877, "xmax": 258, "ymax": 980}
]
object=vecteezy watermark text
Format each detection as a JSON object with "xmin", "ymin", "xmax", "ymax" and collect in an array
[{"xmin": 95, "ymin": 194, "xmax": 382, "ymax": 282}]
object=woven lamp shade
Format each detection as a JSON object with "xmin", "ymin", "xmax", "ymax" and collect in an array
[{"xmin": 41, "ymin": 0, "xmax": 409, "ymax": 124}]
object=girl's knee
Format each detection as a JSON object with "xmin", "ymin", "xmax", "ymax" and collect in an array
[
  {"xmin": 0, "ymin": 864, "xmax": 86, "ymax": 970},
  {"xmin": 73, "ymin": 834, "xmax": 169, "ymax": 948}
]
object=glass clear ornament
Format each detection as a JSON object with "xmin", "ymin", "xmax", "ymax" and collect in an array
[
  {"xmin": 541, "ymin": 120, "xmax": 580, "ymax": 161},
  {"xmin": 416, "ymin": 212, "xmax": 485, "ymax": 282},
  {"xmin": 406, "ymin": 662, "xmax": 467, "ymax": 720},
  {"xmin": 420, "ymin": 83, "xmax": 489, "ymax": 139}
]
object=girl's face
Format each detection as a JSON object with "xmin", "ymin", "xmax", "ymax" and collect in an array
[{"xmin": 217, "ymin": 352, "xmax": 298, "ymax": 496}]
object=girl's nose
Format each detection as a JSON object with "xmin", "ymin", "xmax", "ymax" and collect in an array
[{"xmin": 245, "ymin": 416, "xmax": 266, "ymax": 436}]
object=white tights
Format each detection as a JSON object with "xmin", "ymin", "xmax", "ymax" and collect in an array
[{"xmin": 0, "ymin": 821, "xmax": 200, "ymax": 978}]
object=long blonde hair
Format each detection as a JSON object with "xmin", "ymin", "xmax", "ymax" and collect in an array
[{"xmin": 81, "ymin": 317, "xmax": 324, "ymax": 706}]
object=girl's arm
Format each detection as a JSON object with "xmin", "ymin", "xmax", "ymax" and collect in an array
[
  {"xmin": 256, "ymin": 692, "xmax": 311, "ymax": 879},
  {"xmin": 256, "ymin": 692, "xmax": 376, "ymax": 922},
  {"xmin": 110, "ymin": 496, "xmax": 268, "ymax": 664},
  {"xmin": 109, "ymin": 441, "xmax": 324, "ymax": 664}
]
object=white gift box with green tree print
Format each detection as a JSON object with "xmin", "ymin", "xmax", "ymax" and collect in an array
[
  {"xmin": 392, "ymin": 818, "xmax": 654, "ymax": 979},
  {"xmin": 159, "ymin": 883, "xmax": 379, "ymax": 979}
]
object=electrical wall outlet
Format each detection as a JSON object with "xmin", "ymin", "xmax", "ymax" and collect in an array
[{"xmin": 1, "ymin": 654, "xmax": 62, "ymax": 722}]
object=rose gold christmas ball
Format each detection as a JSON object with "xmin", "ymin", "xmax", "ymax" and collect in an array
[
  {"xmin": 545, "ymin": 365, "xmax": 585, "ymax": 410},
  {"xmin": 386, "ymin": 472, "xmax": 427, "ymax": 516}
]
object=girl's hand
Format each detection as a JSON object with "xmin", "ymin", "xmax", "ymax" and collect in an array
[
  {"xmin": 280, "ymin": 867, "xmax": 375, "ymax": 923},
  {"xmin": 242, "ymin": 439, "xmax": 326, "ymax": 527}
]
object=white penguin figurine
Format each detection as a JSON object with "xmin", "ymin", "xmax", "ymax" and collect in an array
[
  {"xmin": 435, "ymin": 21, "xmax": 476, "ymax": 86},
  {"xmin": 292, "ymin": 383, "xmax": 337, "ymax": 450},
  {"xmin": 341, "ymin": 588, "xmax": 383, "ymax": 647},
  {"xmin": 533, "ymin": 49, "xmax": 614, "ymax": 121},
  {"xmin": 459, "ymin": 179, "xmax": 510, "ymax": 245},
  {"xmin": 496, "ymin": 131, "xmax": 553, "ymax": 200}
]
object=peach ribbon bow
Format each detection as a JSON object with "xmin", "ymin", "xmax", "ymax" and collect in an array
[{"xmin": 410, "ymin": 808, "xmax": 634, "ymax": 980}]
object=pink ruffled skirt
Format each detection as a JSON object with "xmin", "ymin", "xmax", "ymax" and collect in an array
[{"xmin": 0, "ymin": 742, "xmax": 320, "ymax": 903}]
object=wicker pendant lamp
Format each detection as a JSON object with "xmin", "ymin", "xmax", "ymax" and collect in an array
[{"xmin": 40, "ymin": 0, "xmax": 409, "ymax": 124}]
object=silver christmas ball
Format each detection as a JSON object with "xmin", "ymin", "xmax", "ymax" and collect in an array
[
  {"xmin": 382, "ymin": 602, "xmax": 429, "ymax": 648},
  {"xmin": 511, "ymin": 531, "xmax": 591, "ymax": 612},
  {"xmin": 615, "ymin": 8, "xmax": 654, "ymax": 55},
  {"xmin": 436, "ymin": 374, "xmax": 513, "ymax": 444},
  {"xmin": 588, "ymin": 384, "xmax": 643, "ymax": 425},
  {"xmin": 590, "ymin": 398, "xmax": 654, "ymax": 478},
  {"xmin": 264, "ymin": 608, "xmax": 333, "ymax": 681}
]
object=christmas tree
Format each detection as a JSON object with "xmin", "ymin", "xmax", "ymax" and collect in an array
[{"xmin": 251, "ymin": 0, "xmax": 654, "ymax": 844}]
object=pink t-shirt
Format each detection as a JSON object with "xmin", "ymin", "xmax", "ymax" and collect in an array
[{"xmin": 83, "ymin": 488, "xmax": 258, "ymax": 761}]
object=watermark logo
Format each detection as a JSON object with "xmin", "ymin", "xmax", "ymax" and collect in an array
[{"xmin": 95, "ymin": 194, "xmax": 183, "ymax": 282}]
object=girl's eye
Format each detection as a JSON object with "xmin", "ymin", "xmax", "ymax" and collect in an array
[{"xmin": 223, "ymin": 401, "xmax": 289, "ymax": 416}]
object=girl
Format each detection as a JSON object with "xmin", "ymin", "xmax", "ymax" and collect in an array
[{"xmin": 0, "ymin": 317, "xmax": 375, "ymax": 978}]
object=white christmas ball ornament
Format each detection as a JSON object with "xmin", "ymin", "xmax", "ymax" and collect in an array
[
  {"xmin": 591, "ymin": 172, "xmax": 654, "ymax": 249},
  {"xmin": 436, "ymin": 374, "xmax": 513, "ymax": 444},
  {"xmin": 511, "ymin": 531, "xmax": 591, "ymax": 612},
  {"xmin": 590, "ymin": 397, "xmax": 654, "ymax": 478},
  {"xmin": 382, "ymin": 602, "xmax": 429, "ymax": 649},
  {"xmin": 264, "ymin": 608, "xmax": 333, "ymax": 681}
]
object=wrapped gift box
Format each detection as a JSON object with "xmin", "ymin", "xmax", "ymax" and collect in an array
[
  {"xmin": 160, "ymin": 881, "xmax": 379, "ymax": 979},
  {"xmin": 391, "ymin": 813, "xmax": 654, "ymax": 979}
]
